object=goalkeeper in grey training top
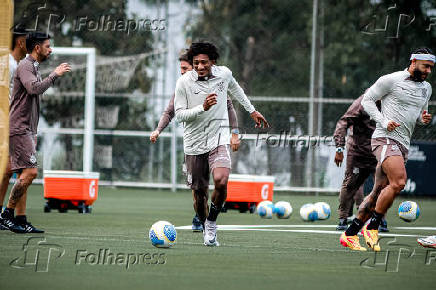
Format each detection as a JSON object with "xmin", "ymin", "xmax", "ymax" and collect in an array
[{"xmin": 340, "ymin": 47, "xmax": 433, "ymax": 251}]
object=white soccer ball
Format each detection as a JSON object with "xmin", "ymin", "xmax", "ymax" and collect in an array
[
  {"xmin": 274, "ymin": 201, "xmax": 293, "ymax": 219},
  {"xmin": 149, "ymin": 221, "xmax": 177, "ymax": 248},
  {"xmin": 398, "ymin": 201, "xmax": 420, "ymax": 222},
  {"xmin": 300, "ymin": 203, "xmax": 318, "ymax": 221},
  {"xmin": 257, "ymin": 200, "xmax": 274, "ymax": 219},
  {"xmin": 314, "ymin": 202, "xmax": 331, "ymax": 220}
]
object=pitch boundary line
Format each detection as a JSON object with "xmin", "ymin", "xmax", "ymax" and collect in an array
[{"xmin": 175, "ymin": 224, "xmax": 434, "ymax": 237}]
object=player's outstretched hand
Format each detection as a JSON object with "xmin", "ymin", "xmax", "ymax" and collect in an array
[
  {"xmin": 54, "ymin": 63, "xmax": 71, "ymax": 76},
  {"xmin": 230, "ymin": 133, "xmax": 240, "ymax": 152},
  {"xmin": 250, "ymin": 111, "xmax": 270, "ymax": 128},
  {"xmin": 387, "ymin": 120, "xmax": 400, "ymax": 132},
  {"xmin": 150, "ymin": 130, "xmax": 160, "ymax": 143},
  {"xmin": 334, "ymin": 152, "xmax": 343, "ymax": 167},
  {"xmin": 203, "ymin": 93, "xmax": 217, "ymax": 111},
  {"xmin": 422, "ymin": 110, "xmax": 432, "ymax": 124}
]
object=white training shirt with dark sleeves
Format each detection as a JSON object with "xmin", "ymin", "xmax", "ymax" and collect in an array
[
  {"xmin": 174, "ymin": 65, "xmax": 255, "ymax": 155},
  {"xmin": 361, "ymin": 70, "xmax": 432, "ymax": 150}
]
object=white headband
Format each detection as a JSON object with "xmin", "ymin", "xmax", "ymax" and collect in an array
[{"xmin": 410, "ymin": 53, "xmax": 435, "ymax": 62}]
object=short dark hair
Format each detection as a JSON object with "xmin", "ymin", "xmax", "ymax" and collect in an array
[
  {"xmin": 409, "ymin": 47, "xmax": 433, "ymax": 66},
  {"xmin": 178, "ymin": 52, "xmax": 191, "ymax": 64},
  {"xmin": 187, "ymin": 42, "xmax": 219, "ymax": 63},
  {"xmin": 26, "ymin": 32, "xmax": 51, "ymax": 53},
  {"xmin": 11, "ymin": 26, "xmax": 27, "ymax": 50}
]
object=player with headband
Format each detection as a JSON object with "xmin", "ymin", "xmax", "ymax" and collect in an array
[{"xmin": 340, "ymin": 47, "xmax": 433, "ymax": 251}]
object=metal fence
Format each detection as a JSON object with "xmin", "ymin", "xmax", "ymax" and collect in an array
[{"xmin": 35, "ymin": 48, "xmax": 436, "ymax": 192}]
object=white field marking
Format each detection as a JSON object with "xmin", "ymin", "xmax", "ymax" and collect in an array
[
  {"xmin": 175, "ymin": 225, "xmax": 429, "ymax": 238},
  {"xmin": 394, "ymin": 227, "xmax": 436, "ymax": 230},
  {"xmin": 176, "ymin": 224, "xmax": 436, "ymax": 231},
  {"xmin": 219, "ymin": 228, "xmax": 423, "ymax": 238},
  {"xmin": 175, "ymin": 225, "xmax": 338, "ymax": 230}
]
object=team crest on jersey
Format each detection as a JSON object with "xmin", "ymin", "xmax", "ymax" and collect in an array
[
  {"xmin": 391, "ymin": 145, "xmax": 399, "ymax": 152},
  {"xmin": 216, "ymin": 81, "xmax": 225, "ymax": 92},
  {"xmin": 422, "ymin": 88, "xmax": 427, "ymax": 98},
  {"xmin": 29, "ymin": 154, "xmax": 37, "ymax": 164}
]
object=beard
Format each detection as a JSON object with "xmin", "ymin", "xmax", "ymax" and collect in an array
[
  {"xmin": 411, "ymin": 68, "xmax": 428, "ymax": 82},
  {"xmin": 39, "ymin": 53, "xmax": 50, "ymax": 62}
]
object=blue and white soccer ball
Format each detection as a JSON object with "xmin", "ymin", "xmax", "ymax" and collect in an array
[
  {"xmin": 314, "ymin": 202, "xmax": 331, "ymax": 220},
  {"xmin": 274, "ymin": 201, "xmax": 293, "ymax": 219},
  {"xmin": 257, "ymin": 200, "xmax": 274, "ymax": 219},
  {"xmin": 149, "ymin": 221, "xmax": 177, "ymax": 248},
  {"xmin": 398, "ymin": 201, "xmax": 420, "ymax": 222},
  {"xmin": 300, "ymin": 203, "xmax": 318, "ymax": 221}
]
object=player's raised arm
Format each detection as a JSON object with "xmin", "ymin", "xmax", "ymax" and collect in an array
[
  {"xmin": 362, "ymin": 75, "xmax": 397, "ymax": 131},
  {"xmin": 20, "ymin": 62, "xmax": 69, "ymax": 95},
  {"xmin": 227, "ymin": 76, "xmax": 269, "ymax": 128},
  {"xmin": 174, "ymin": 78, "xmax": 205, "ymax": 122}
]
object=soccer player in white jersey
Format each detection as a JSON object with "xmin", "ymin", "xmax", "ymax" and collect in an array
[
  {"xmin": 150, "ymin": 52, "xmax": 240, "ymax": 232},
  {"xmin": 174, "ymin": 42, "xmax": 269, "ymax": 246},
  {"xmin": 340, "ymin": 47, "xmax": 433, "ymax": 251}
]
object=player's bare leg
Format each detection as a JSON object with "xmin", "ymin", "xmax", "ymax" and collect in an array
[
  {"xmin": 193, "ymin": 188, "xmax": 208, "ymax": 231},
  {"xmin": 340, "ymin": 164, "xmax": 388, "ymax": 251},
  {"xmin": 0, "ymin": 161, "xmax": 12, "ymax": 211},
  {"xmin": 204, "ymin": 167, "xmax": 230, "ymax": 246},
  {"xmin": 210, "ymin": 168, "xmax": 230, "ymax": 209},
  {"xmin": 0, "ymin": 161, "xmax": 13, "ymax": 230},
  {"xmin": 361, "ymin": 156, "xmax": 405, "ymax": 251},
  {"xmin": 6, "ymin": 168, "xmax": 37, "ymax": 209},
  {"xmin": 357, "ymin": 164, "xmax": 388, "ymax": 222},
  {"xmin": 1, "ymin": 168, "xmax": 43, "ymax": 233},
  {"xmin": 374, "ymin": 156, "xmax": 406, "ymax": 214},
  {"xmin": 15, "ymin": 191, "xmax": 27, "ymax": 216}
]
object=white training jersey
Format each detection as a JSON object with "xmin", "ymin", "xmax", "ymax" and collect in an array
[
  {"xmin": 175, "ymin": 65, "xmax": 255, "ymax": 155},
  {"xmin": 9, "ymin": 53, "xmax": 18, "ymax": 102},
  {"xmin": 362, "ymin": 70, "xmax": 432, "ymax": 149}
]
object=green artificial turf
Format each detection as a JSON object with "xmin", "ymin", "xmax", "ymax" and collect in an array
[{"xmin": 1, "ymin": 185, "xmax": 435, "ymax": 290}]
